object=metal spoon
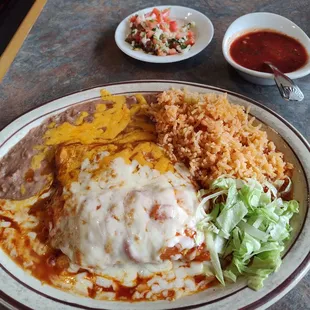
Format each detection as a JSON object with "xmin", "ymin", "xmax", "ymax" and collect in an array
[{"xmin": 264, "ymin": 62, "xmax": 304, "ymax": 102}]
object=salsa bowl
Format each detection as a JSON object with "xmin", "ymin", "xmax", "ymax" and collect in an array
[{"xmin": 222, "ymin": 12, "xmax": 310, "ymax": 85}]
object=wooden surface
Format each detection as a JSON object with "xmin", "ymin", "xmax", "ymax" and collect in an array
[{"xmin": 0, "ymin": 0, "xmax": 309, "ymax": 309}]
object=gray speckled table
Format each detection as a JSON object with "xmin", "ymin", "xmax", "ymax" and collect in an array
[{"xmin": 0, "ymin": 0, "xmax": 309, "ymax": 309}]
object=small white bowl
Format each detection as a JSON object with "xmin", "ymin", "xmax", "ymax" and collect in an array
[
  {"xmin": 115, "ymin": 5, "xmax": 214, "ymax": 63},
  {"xmin": 222, "ymin": 12, "xmax": 310, "ymax": 85}
]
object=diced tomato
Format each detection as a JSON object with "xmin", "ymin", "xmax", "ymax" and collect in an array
[
  {"xmin": 186, "ymin": 38, "xmax": 195, "ymax": 45},
  {"xmin": 146, "ymin": 30, "xmax": 154, "ymax": 38},
  {"xmin": 168, "ymin": 48, "xmax": 178, "ymax": 55},
  {"xmin": 151, "ymin": 8, "xmax": 162, "ymax": 22},
  {"xmin": 187, "ymin": 30, "xmax": 195, "ymax": 38},
  {"xmin": 162, "ymin": 8, "xmax": 171, "ymax": 22},
  {"xmin": 159, "ymin": 23, "xmax": 169, "ymax": 32},
  {"xmin": 146, "ymin": 20, "xmax": 158, "ymax": 30},
  {"xmin": 152, "ymin": 8, "xmax": 160, "ymax": 15},
  {"xmin": 130, "ymin": 15, "xmax": 137, "ymax": 23},
  {"xmin": 169, "ymin": 21, "xmax": 178, "ymax": 32}
]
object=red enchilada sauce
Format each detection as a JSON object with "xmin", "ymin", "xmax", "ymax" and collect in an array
[{"xmin": 230, "ymin": 30, "xmax": 308, "ymax": 73}]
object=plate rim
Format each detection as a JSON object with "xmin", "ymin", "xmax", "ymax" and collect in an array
[
  {"xmin": 114, "ymin": 5, "xmax": 215, "ymax": 63},
  {"xmin": 0, "ymin": 80, "xmax": 309, "ymax": 310}
]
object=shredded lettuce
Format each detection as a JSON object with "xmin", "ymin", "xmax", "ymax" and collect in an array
[
  {"xmin": 216, "ymin": 200, "xmax": 248, "ymax": 238},
  {"xmin": 205, "ymin": 231, "xmax": 225, "ymax": 285},
  {"xmin": 196, "ymin": 177, "xmax": 299, "ymax": 291}
]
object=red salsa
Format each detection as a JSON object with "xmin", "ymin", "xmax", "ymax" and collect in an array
[{"xmin": 230, "ymin": 30, "xmax": 308, "ymax": 73}]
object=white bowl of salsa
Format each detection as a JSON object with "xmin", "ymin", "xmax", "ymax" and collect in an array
[{"xmin": 222, "ymin": 12, "xmax": 310, "ymax": 85}]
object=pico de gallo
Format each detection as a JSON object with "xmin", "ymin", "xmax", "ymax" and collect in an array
[{"xmin": 125, "ymin": 8, "xmax": 196, "ymax": 56}]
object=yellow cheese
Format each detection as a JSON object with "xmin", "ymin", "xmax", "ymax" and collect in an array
[
  {"xmin": 32, "ymin": 90, "xmax": 162, "ymax": 175},
  {"xmin": 75, "ymin": 111, "xmax": 89, "ymax": 125}
]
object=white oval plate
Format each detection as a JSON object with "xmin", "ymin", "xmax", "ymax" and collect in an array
[
  {"xmin": 0, "ymin": 81, "xmax": 309, "ymax": 310},
  {"xmin": 115, "ymin": 6, "xmax": 214, "ymax": 63}
]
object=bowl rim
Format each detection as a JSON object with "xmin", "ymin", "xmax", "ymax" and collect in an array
[{"xmin": 222, "ymin": 12, "xmax": 310, "ymax": 80}]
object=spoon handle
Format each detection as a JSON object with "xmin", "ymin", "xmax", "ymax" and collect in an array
[{"xmin": 266, "ymin": 62, "xmax": 304, "ymax": 102}]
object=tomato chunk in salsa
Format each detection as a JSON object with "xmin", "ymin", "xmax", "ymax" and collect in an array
[{"xmin": 230, "ymin": 30, "xmax": 308, "ymax": 73}]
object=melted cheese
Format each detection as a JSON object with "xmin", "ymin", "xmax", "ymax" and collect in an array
[
  {"xmin": 31, "ymin": 91, "xmax": 154, "ymax": 170},
  {"xmin": 44, "ymin": 100, "xmax": 130, "ymax": 145},
  {"xmin": 43, "ymin": 92, "xmax": 150, "ymax": 146},
  {"xmin": 56, "ymin": 142, "xmax": 174, "ymax": 189},
  {"xmin": 50, "ymin": 153, "xmax": 199, "ymax": 272}
]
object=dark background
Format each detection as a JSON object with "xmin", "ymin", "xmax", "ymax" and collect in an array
[{"xmin": 0, "ymin": 0, "xmax": 35, "ymax": 55}]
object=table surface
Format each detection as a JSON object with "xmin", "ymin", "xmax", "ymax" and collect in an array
[{"xmin": 0, "ymin": 0, "xmax": 309, "ymax": 309}]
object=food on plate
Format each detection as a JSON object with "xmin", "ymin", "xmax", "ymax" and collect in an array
[
  {"xmin": 230, "ymin": 30, "xmax": 308, "ymax": 73},
  {"xmin": 0, "ymin": 89, "xmax": 299, "ymax": 301},
  {"xmin": 51, "ymin": 141, "xmax": 209, "ymax": 269},
  {"xmin": 148, "ymin": 89, "xmax": 293, "ymax": 186},
  {"xmin": 125, "ymin": 8, "xmax": 196, "ymax": 56},
  {"xmin": 195, "ymin": 177, "xmax": 298, "ymax": 290}
]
